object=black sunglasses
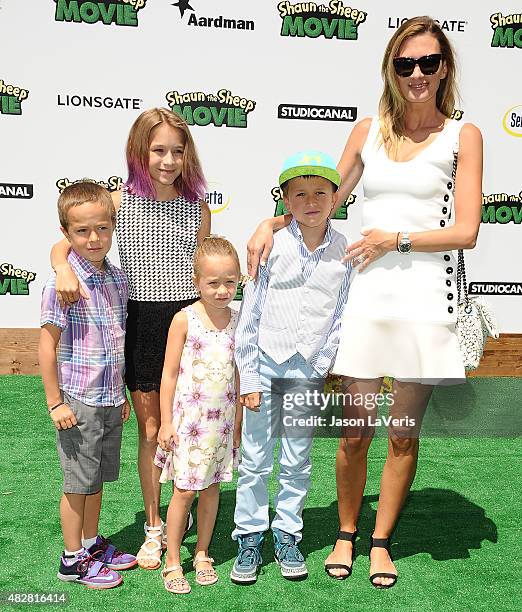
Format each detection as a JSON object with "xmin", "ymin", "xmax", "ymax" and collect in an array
[{"xmin": 393, "ymin": 54, "xmax": 442, "ymax": 77}]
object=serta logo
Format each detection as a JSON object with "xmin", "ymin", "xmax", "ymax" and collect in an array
[
  {"xmin": 482, "ymin": 192, "xmax": 522, "ymax": 224},
  {"xmin": 271, "ymin": 186, "xmax": 355, "ymax": 220},
  {"xmin": 490, "ymin": 12, "xmax": 522, "ymax": 48},
  {"xmin": 56, "ymin": 176, "xmax": 124, "ymax": 193},
  {"xmin": 278, "ymin": 1, "xmax": 367, "ymax": 40},
  {"xmin": 502, "ymin": 105, "xmax": 522, "ymax": 137},
  {"xmin": 166, "ymin": 89, "xmax": 256, "ymax": 128},
  {"xmin": 0, "ymin": 263, "xmax": 36, "ymax": 296},
  {"xmin": 54, "ymin": 0, "xmax": 148, "ymax": 27},
  {"xmin": 0, "ymin": 79, "xmax": 29, "ymax": 115},
  {"xmin": 205, "ymin": 183, "xmax": 231, "ymax": 214}
]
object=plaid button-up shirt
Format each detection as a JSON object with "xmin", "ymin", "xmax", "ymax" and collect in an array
[{"xmin": 41, "ymin": 249, "xmax": 128, "ymax": 407}]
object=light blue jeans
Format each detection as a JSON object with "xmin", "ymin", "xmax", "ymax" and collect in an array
[{"xmin": 232, "ymin": 350, "xmax": 319, "ymax": 542}]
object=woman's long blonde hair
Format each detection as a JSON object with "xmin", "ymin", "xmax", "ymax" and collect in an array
[{"xmin": 379, "ymin": 16, "xmax": 459, "ymax": 156}]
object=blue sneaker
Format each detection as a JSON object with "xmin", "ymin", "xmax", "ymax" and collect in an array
[
  {"xmin": 230, "ymin": 532, "xmax": 264, "ymax": 585},
  {"xmin": 272, "ymin": 529, "xmax": 308, "ymax": 580}
]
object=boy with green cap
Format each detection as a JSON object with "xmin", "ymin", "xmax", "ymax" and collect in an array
[{"xmin": 232, "ymin": 151, "xmax": 351, "ymax": 584}]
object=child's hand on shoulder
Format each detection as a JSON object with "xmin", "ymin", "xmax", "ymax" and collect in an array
[
  {"xmin": 55, "ymin": 264, "xmax": 89, "ymax": 307},
  {"xmin": 50, "ymin": 403, "xmax": 77, "ymax": 430},
  {"xmin": 241, "ymin": 392, "xmax": 262, "ymax": 412},
  {"xmin": 121, "ymin": 398, "xmax": 131, "ymax": 423},
  {"xmin": 157, "ymin": 423, "xmax": 178, "ymax": 451}
]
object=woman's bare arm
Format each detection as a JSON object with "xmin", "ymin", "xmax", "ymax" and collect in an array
[{"xmin": 346, "ymin": 124, "xmax": 483, "ymax": 271}]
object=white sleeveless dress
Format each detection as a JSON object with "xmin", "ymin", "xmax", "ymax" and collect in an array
[{"xmin": 332, "ymin": 117, "xmax": 466, "ymax": 382}]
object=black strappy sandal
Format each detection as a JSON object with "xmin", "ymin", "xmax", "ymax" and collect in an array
[
  {"xmin": 324, "ymin": 530, "xmax": 358, "ymax": 580},
  {"xmin": 369, "ymin": 536, "xmax": 398, "ymax": 589}
]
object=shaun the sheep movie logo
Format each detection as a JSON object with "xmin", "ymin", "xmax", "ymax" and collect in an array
[
  {"xmin": 278, "ymin": 1, "xmax": 367, "ymax": 40},
  {"xmin": 271, "ymin": 186, "xmax": 355, "ymax": 220},
  {"xmin": 451, "ymin": 109, "xmax": 464, "ymax": 121},
  {"xmin": 54, "ymin": 0, "xmax": 148, "ymax": 27},
  {"xmin": 0, "ymin": 263, "xmax": 36, "ymax": 296},
  {"xmin": 490, "ymin": 12, "xmax": 522, "ymax": 48},
  {"xmin": 56, "ymin": 176, "xmax": 124, "ymax": 192},
  {"xmin": 0, "ymin": 79, "xmax": 29, "ymax": 115},
  {"xmin": 167, "ymin": 90, "xmax": 256, "ymax": 128},
  {"xmin": 482, "ymin": 191, "xmax": 522, "ymax": 224}
]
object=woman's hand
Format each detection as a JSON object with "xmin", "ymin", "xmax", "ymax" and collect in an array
[
  {"xmin": 55, "ymin": 264, "xmax": 88, "ymax": 306},
  {"xmin": 233, "ymin": 427, "xmax": 241, "ymax": 450},
  {"xmin": 247, "ymin": 220, "xmax": 274, "ymax": 278},
  {"xmin": 121, "ymin": 399, "xmax": 131, "ymax": 423},
  {"xmin": 157, "ymin": 423, "xmax": 178, "ymax": 451},
  {"xmin": 344, "ymin": 229, "xmax": 396, "ymax": 271}
]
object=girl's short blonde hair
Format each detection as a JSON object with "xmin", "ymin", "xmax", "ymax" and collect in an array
[{"xmin": 193, "ymin": 236, "xmax": 241, "ymax": 279}]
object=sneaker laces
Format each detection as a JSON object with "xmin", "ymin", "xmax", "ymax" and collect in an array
[
  {"xmin": 76, "ymin": 550, "xmax": 110, "ymax": 576},
  {"xmin": 96, "ymin": 535, "xmax": 123, "ymax": 558},
  {"xmin": 237, "ymin": 537, "xmax": 263, "ymax": 567},
  {"xmin": 276, "ymin": 541, "xmax": 304, "ymax": 563}
]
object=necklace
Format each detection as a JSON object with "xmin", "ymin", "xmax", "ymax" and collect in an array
[{"xmin": 404, "ymin": 119, "xmax": 445, "ymax": 133}]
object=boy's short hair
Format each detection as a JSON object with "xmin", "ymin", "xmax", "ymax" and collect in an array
[
  {"xmin": 280, "ymin": 175, "xmax": 338, "ymax": 197},
  {"xmin": 58, "ymin": 181, "xmax": 116, "ymax": 230}
]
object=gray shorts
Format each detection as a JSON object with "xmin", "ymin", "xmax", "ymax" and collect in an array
[{"xmin": 56, "ymin": 392, "xmax": 123, "ymax": 494}]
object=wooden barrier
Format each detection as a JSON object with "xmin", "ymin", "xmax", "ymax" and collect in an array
[{"xmin": 0, "ymin": 329, "xmax": 520, "ymax": 377}]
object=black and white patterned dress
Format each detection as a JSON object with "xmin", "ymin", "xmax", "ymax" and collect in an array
[{"xmin": 116, "ymin": 187, "xmax": 202, "ymax": 392}]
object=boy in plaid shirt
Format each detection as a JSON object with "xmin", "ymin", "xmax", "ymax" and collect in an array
[{"xmin": 39, "ymin": 181, "xmax": 136, "ymax": 588}]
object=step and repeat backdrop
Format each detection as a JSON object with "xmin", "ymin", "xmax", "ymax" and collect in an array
[{"xmin": 1, "ymin": 1, "xmax": 521, "ymax": 330}]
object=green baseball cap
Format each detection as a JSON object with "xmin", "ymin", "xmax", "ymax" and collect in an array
[{"xmin": 279, "ymin": 150, "xmax": 341, "ymax": 188}]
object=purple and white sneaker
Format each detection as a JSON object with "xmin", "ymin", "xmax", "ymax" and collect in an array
[
  {"xmin": 57, "ymin": 550, "xmax": 122, "ymax": 589},
  {"xmin": 88, "ymin": 535, "xmax": 137, "ymax": 570}
]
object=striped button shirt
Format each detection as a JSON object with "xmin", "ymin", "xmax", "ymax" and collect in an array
[
  {"xmin": 40, "ymin": 250, "xmax": 128, "ymax": 407},
  {"xmin": 236, "ymin": 219, "xmax": 351, "ymax": 395}
]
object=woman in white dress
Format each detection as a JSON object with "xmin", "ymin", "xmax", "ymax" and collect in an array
[{"xmin": 247, "ymin": 17, "xmax": 482, "ymax": 588}]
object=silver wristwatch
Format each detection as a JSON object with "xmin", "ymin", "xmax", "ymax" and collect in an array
[{"xmin": 398, "ymin": 232, "xmax": 412, "ymax": 254}]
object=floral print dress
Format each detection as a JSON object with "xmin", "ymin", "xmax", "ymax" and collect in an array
[{"xmin": 154, "ymin": 305, "xmax": 239, "ymax": 490}]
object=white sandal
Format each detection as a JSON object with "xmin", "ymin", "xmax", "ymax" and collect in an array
[
  {"xmin": 193, "ymin": 555, "xmax": 218, "ymax": 586},
  {"xmin": 161, "ymin": 512, "xmax": 194, "ymax": 550},
  {"xmin": 162, "ymin": 564, "xmax": 191, "ymax": 594},
  {"xmin": 136, "ymin": 521, "xmax": 164, "ymax": 570}
]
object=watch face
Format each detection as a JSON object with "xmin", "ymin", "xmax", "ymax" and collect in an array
[{"xmin": 399, "ymin": 240, "xmax": 411, "ymax": 253}]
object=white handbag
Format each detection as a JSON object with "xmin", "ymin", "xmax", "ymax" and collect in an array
[
  {"xmin": 455, "ymin": 250, "xmax": 499, "ymax": 371},
  {"xmin": 451, "ymin": 151, "xmax": 499, "ymax": 371}
]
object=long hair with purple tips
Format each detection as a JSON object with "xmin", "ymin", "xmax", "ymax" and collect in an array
[{"xmin": 125, "ymin": 108, "xmax": 206, "ymax": 202}]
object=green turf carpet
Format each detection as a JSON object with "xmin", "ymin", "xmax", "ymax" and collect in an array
[{"xmin": 0, "ymin": 376, "xmax": 520, "ymax": 611}]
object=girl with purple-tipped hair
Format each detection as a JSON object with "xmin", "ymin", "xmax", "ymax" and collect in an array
[{"xmin": 50, "ymin": 108, "xmax": 210, "ymax": 570}]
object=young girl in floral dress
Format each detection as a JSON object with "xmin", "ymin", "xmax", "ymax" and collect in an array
[{"xmin": 156, "ymin": 237, "xmax": 247, "ymax": 594}]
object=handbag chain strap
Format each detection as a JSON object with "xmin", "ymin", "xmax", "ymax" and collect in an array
[{"xmin": 451, "ymin": 150, "xmax": 471, "ymax": 310}]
